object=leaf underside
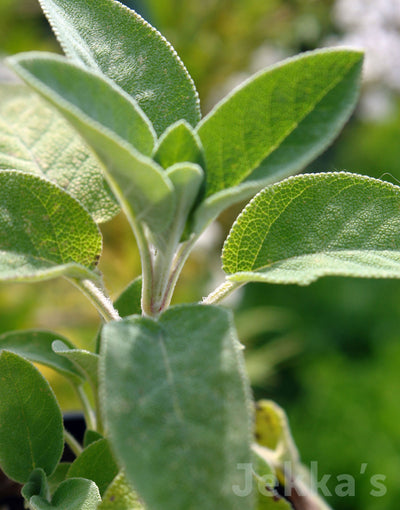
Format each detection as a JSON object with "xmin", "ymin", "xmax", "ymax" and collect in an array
[
  {"xmin": 8, "ymin": 54, "xmax": 177, "ymax": 235},
  {"xmin": 0, "ymin": 83, "xmax": 119, "ymax": 223}
]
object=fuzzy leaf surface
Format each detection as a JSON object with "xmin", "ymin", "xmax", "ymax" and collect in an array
[
  {"xmin": 153, "ymin": 120, "xmax": 204, "ymax": 170},
  {"xmin": 0, "ymin": 351, "xmax": 63, "ymax": 483},
  {"xmin": 0, "ymin": 330, "xmax": 82, "ymax": 383},
  {"xmin": 0, "ymin": 170, "xmax": 102, "ymax": 282},
  {"xmin": 29, "ymin": 478, "xmax": 101, "ymax": 509},
  {"xmin": 0, "ymin": 83, "xmax": 118, "ymax": 223},
  {"xmin": 52, "ymin": 340, "xmax": 99, "ymax": 391},
  {"xmin": 100, "ymin": 305, "xmax": 253, "ymax": 510},
  {"xmin": 194, "ymin": 49, "xmax": 363, "ymax": 232},
  {"xmin": 223, "ymin": 173, "xmax": 400, "ymax": 285},
  {"xmin": 67, "ymin": 439, "xmax": 118, "ymax": 496},
  {"xmin": 9, "ymin": 54, "xmax": 176, "ymax": 235},
  {"xmin": 37, "ymin": 0, "xmax": 200, "ymax": 134}
]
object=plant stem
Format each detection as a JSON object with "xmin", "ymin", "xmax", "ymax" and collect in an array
[
  {"xmin": 64, "ymin": 429, "xmax": 83, "ymax": 457},
  {"xmin": 161, "ymin": 236, "xmax": 197, "ymax": 310},
  {"xmin": 73, "ymin": 278, "xmax": 120, "ymax": 322},
  {"xmin": 75, "ymin": 384, "xmax": 97, "ymax": 431},
  {"xmin": 202, "ymin": 279, "xmax": 243, "ymax": 305}
]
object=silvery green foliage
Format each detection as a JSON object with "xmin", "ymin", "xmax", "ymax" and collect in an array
[{"xmin": 1, "ymin": 1, "xmax": 397, "ymax": 509}]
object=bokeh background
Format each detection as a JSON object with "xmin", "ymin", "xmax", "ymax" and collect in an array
[{"xmin": 1, "ymin": 1, "xmax": 400, "ymax": 509}]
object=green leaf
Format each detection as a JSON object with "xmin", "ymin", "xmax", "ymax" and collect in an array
[
  {"xmin": 0, "ymin": 351, "xmax": 64, "ymax": 483},
  {"xmin": 67, "ymin": 439, "xmax": 118, "ymax": 496},
  {"xmin": 223, "ymin": 173, "xmax": 400, "ymax": 285},
  {"xmin": 22, "ymin": 468, "xmax": 49, "ymax": 502},
  {"xmin": 47, "ymin": 463, "xmax": 71, "ymax": 495},
  {"xmin": 8, "ymin": 53, "xmax": 155, "ymax": 156},
  {"xmin": 114, "ymin": 277, "xmax": 142, "ymax": 318},
  {"xmin": 52, "ymin": 340, "xmax": 99, "ymax": 391},
  {"xmin": 194, "ymin": 49, "xmax": 363, "ymax": 231},
  {"xmin": 153, "ymin": 120, "xmax": 204, "ymax": 170},
  {"xmin": 83, "ymin": 430, "xmax": 104, "ymax": 448},
  {"xmin": 252, "ymin": 450, "xmax": 293, "ymax": 510},
  {"xmin": 98, "ymin": 472, "xmax": 144, "ymax": 510},
  {"xmin": 8, "ymin": 53, "xmax": 176, "ymax": 235},
  {"xmin": 29, "ymin": 478, "xmax": 101, "ymax": 509},
  {"xmin": 255, "ymin": 400, "xmax": 299, "ymax": 464},
  {"xmin": 0, "ymin": 330, "xmax": 83, "ymax": 383},
  {"xmin": 0, "ymin": 170, "xmax": 102, "ymax": 282},
  {"xmin": 37, "ymin": 0, "xmax": 200, "ymax": 134},
  {"xmin": 100, "ymin": 304, "xmax": 253, "ymax": 510},
  {"xmin": 0, "ymin": 83, "xmax": 119, "ymax": 223},
  {"xmin": 159, "ymin": 162, "xmax": 204, "ymax": 246}
]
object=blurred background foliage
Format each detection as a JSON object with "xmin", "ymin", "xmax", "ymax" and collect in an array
[{"xmin": 1, "ymin": 1, "xmax": 400, "ymax": 509}]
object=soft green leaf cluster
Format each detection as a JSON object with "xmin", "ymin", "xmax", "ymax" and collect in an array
[{"xmin": 4, "ymin": 0, "xmax": 400, "ymax": 510}]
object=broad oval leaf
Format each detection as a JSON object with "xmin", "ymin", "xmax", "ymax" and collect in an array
[
  {"xmin": 0, "ymin": 83, "xmax": 119, "ymax": 223},
  {"xmin": 195, "ymin": 49, "xmax": 363, "ymax": 230},
  {"xmin": 0, "ymin": 170, "xmax": 102, "ymax": 282},
  {"xmin": 67, "ymin": 439, "xmax": 118, "ymax": 496},
  {"xmin": 100, "ymin": 304, "xmax": 253, "ymax": 510},
  {"xmin": 153, "ymin": 120, "xmax": 204, "ymax": 170},
  {"xmin": 0, "ymin": 351, "xmax": 64, "ymax": 483},
  {"xmin": 29, "ymin": 478, "xmax": 101, "ymax": 509},
  {"xmin": 8, "ymin": 53, "xmax": 176, "ymax": 235},
  {"xmin": 223, "ymin": 173, "xmax": 400, "ymax": 285},
  {"xmin": 37, "ymin": 0, "xmax": 201, "ymax": 134},
  {"xmin": 0, "ymin": 330, "xmax": 82, "ymax": 383}
]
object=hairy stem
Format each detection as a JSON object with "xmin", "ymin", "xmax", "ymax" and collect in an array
[
  {"xmin": 202, "ymin": 279, "xmax": 243, "ymax": 305},
  {"xmin": 73, "ymin": 278, "xmax": 120, "ymax": 322}
]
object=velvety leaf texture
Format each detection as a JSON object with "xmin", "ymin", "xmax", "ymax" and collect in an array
[
  {"xmin": 52, "ymin": 341, "xmax": 99, "ymax": 391},
  {"xmin": 8, "ymin": 54, "xmax": 176, "ymax": 235},
  {"xmin": 0, "ymin": 351, "xmax": 64, "ymax": 483},
  {"xmin": 8, "ymin": 53, "xmax": 156, "ymax": 156},
  {"xmin": 0, "ymin": 83, "xmax": 119, "ymax": 223},
  {"xmin": 67, "ymin": 439, "xmax": 118, "ymax": 496},
  {"xmin": 223, "ymin": 173, "xmax": 400, "ymax": 285},
  {"xmin": 0, "ymin": 330, "xmax": 82, "ymax": 383},
  {"xmin": 100, "ymin": 304, "xmax": 253, "ymax": 510},
  {"xmin": 153, "ymin": 120, "xmax": 204, "ymax": 170},
  {"xmin": 197, "ymin": 49, "xmax": 363, "ymax": 197},
  {"xmin": 29, "ymin": 478, "xmax": 101, "ymax": 509},
  {"xmin": 0, "ymin": 170, "xmax": 102, "ymax": 282},
  {"xmin": 37, "ymin": 0, "xmax": 201, "ymax": 134}
]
